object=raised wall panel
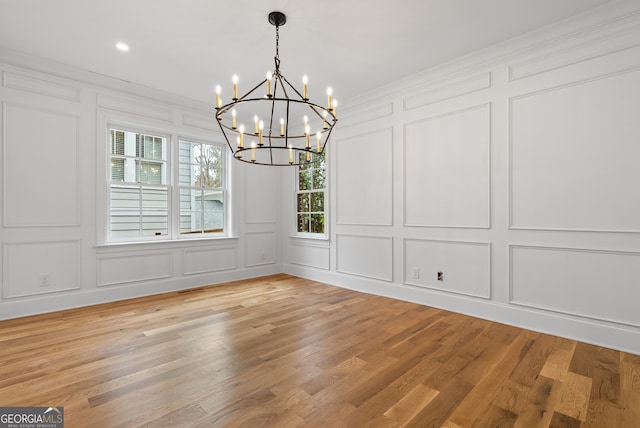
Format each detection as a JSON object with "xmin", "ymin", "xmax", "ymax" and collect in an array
[
  {"xmin": 245, "ymin": 232, "xmax": 276, "ymax": 267},
  {"xmin": 339, "ymin": 101, "xmax": 393, "ymax": 129},
  {"xmin": 183, "ymin": 111, "xmax": 219, "ymax": 131},
  {"xmin": 97, "ymin": 93, "xmax": 172, "ymax": 122},
  {"xmin": 404, "ymin": 104, "xmax": 490, "ymax": 228},
  {"xmin": 510, "ymin": 68, "xmax": 640, "ymax": 232},
  {"xmin": 3, "ymin": 71, "xmax": 80, "ymax": 102},
  {"xmin": 508, "ymin": 21, "xmax": 640, "ymax": 81},
  {"xmin": 3, "ymin": 102, "xmax": 80, "ymax": 226},
  {"xmin": 404, "ymin": 239, "xmax": 491, "ymax": 299},
  {"xmin": 403, "ymin": 73, "xmax": 491, "ymax": 111},
  {"xmin": 2, "ymin": 241, "xmax": 80, "ymax": 298},
  {"xmin": 244, "ymin": 165, "xmax": 276, "ymax": 224},
  {"xmin": 183, "ymin": 247, "xmax": 237, "ymax": 275},
  {"xmin": 289, "ymin": 242, "xmax": 330, "ymax": 270},
  {"xmin": 97, "ymin": 252, "xmax": 172, "ymax": 286},
  {"xmin": 336, "ymin": 127, "xmax": 393, "ymax": 226},
  {"xmin": 510, "ymin": 245, "xmax": 640, "ymax": 328},
  {"xmin": 336, "ymin": 234, "xmax": 393, "ymax": 282}
]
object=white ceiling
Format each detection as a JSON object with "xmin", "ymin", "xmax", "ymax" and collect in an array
[{"xmin": 0, "ymin": 0, "xmax": 616, "ymax": 105}]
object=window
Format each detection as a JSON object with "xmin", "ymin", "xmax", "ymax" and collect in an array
[
  {"xmin": 107, "ymin": 126, "xmax": 226, "ymax": 242},
  {"xmin": 296, "ymin": 151, "xmax": 326, "ymax": 235},
  {"xmin": 178, "ymin": 139, "xmax": 224, "ymax": 235}
]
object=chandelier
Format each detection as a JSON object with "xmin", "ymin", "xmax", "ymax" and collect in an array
[{"xmin": 215, "ymin": 11, "xmax": 337, "ymax": 166}]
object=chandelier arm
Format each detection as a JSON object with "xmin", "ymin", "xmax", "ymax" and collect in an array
[
  {"xmin": 232, "ymin": 145, "xmax": 321, "ymax": 166},
  {"xmin": 279, "ymin": 74, "xmax": 306, "ymax": 102},
  {"xmin": 306, "ymin": 103, "xmax": 335, "ymax": 123},
  {"xmin": 321, "ymin": 123, "xmax": 336, "ymax": 153},
  {"xmin": 267, "ymin": 96, "xmax": 277, "ymax": 141},
  {"xmin": 267, "ymin": 91, "xmax": 277, "ymax": 164},
  {"xmin": 216, "ymin": 115, "xmax": 236, "ymax": 155},
  {"xmin": 217, "ymin": 98, "xmax": 332, "ymax": 138},
  {"xmin": 285, "ymin": 98, "xmax": 290, "ymax": 146},
  {"xmin": 235, "ymin": 78, "xmax": 268, "ymax": 102},
  {"xmin": 273, "ymin": 72, "xmax": 288, "ymax": 100}
]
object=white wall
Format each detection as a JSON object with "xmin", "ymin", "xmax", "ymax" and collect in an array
[
  {"xmin": 282, "ymin": 0, "xmax": 640, "ymax": 355},
  {"xmin": 0, "ymin": 49, "xmax": 280, "ymax": 319}
]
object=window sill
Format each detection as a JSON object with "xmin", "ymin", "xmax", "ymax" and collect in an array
[
  {"xmin": 95, "ymin": 236, "xmax": 239, "ymax": 253},
  {"xmin": 290, "ymin": 234, "xmax": 330, "ymax": 244}
]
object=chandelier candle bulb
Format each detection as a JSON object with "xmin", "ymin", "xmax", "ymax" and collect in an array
[
  {"xmin": 323, "ymin": 111, "xmax": 328, "ymax": 129},
  {"xmin": 316, "ymin": 131, "xmax": 322, "ymax": 152},
  {"xmin": 266, "ymin": 71, "xmax": 272, "ymax": 97},
  {"xmin": 254, "ymin": 116, "xmax": 259, "ymax": 134},
  {"xmin": 332, "ymin": 100, "xmax": 338, "ymax": 117},
  {"xmin": 258, "ymin": 120, "xmax": 264, "ymax": 146},
  {"xmin": 238, "ymin": 124, "xmax": 244, "ymax": 147},
  {"xmin": 289, "ymin": 145, "xmax": 293, "ymax": 164},
  {"xmin": 327, "ymin": 87, "xmax": 333, "ymax": 109},
  {"xmin": 303, "ymin": 75, "xmax": 308, "ymax": 100},
  {"xmin": 231, "ymin": 109, "xmax": 237, "ymax": 129},
  {"xmin": 251, "ymin": 142, "xmax": 256, "ymax": 162},
  {"xmin": 305, "ymin": 125, "xmax": 311, "ymax": 148},
  {"xmin": 215, "ymin": 85, "xmax": 222, "ymax": 108},
  {"xmin": 232, "ymin": 75, "xmax": 238, "ymax": 99},
  {"xmin": 280, "ymin": 118, "xmax": 285, "ymax": 136}
]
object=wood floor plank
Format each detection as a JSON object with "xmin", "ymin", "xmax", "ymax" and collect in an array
[
  {"xmin": 382, "ymin": 383, "xmax": 439, "ymax": 426},
  {"xmin": 510, "ymin": 375, "xmax": 558, "ymax": 428},
  {"xmin": 554, "ymin": 372, "xmax": 592, "ymax": 422},
  {"xmin": 1, "ymin": 274, "xmax": 639, "ymax": 427}
]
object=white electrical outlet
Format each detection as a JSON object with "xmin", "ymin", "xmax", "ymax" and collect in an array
[
  {"xmin": 412, "ymin": 268, "xmax": 420, "ymax": 279},
  {"xmin": 39, "ymin": 273, "xmax": 51, "ymax": 286}
]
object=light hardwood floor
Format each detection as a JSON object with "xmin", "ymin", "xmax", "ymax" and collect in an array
[{"xmin": 1, "ymin": 274, "xmax": 639, "ymax": 427}]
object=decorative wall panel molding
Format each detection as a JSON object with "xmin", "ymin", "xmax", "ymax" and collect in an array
[
  {"xmin": 2, "ymin": 240, "xmax": 81, "ymax": 298},
  {"xmin": 510, "ymin": 245, "xmax": 640, "ymax": 328},
  {"xmin": 336, "ymin": 127, "xmax": 393, "ymax": 226},
  {"xmin": 3, "ymin": 71, "xmax": 80, "ymax": 102},
  {"xmin": 510, "ymin": 68, "xmax": 640, "ymax": 232},
  {"xmin": 404, "ymin": 104, "xmax": 490, "ymax": 228},
  {"xmin": 289, "ymin": 242, "xmax": 330, "ymax": 270},
  {"xmin": 2, "ymin": 102, "xmax": 80, "ymax": 227},
  {"xmin": 245, "ymin": 232, "xmax": 276, "ymax": 267},
  {"xmin": 97, "ymin": 93, "xmax": 173, "ymax": 122},
  {"xmin": 403, "ymin": 73, "xmax": 491, "ymax": 111},
  {"xmin": 182, "ymin": 111, "xmax": 219, "ymax": 131},
  {"xmin": 336, "ymin": 234, "xmax": 393, "ymax": 282},
  {"xmin": 183, "ymin": 246, "xmax": 237, "ymax": 275},
  {"xmin": 97, "ymin": 252, "xmax": 173, "ymax": 286},
  {"xmin": 244, "ymin": 165, "xmax": 277, "ymax": 224},
  {"xmin": 338, "ymin": 101, "xmax": 393, "ymax": 129},
  {"xmin": 404, "ymin": 239, "xmax": 491, "ymax": 299},
  {"xmin": 509, "ymin": 16, "xmax": 640, "ymax": 81}
]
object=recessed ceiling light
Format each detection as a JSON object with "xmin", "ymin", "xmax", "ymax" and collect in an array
[{"xmin": 116, "ymin": 42, "xmax": 129, "ymax": 52}]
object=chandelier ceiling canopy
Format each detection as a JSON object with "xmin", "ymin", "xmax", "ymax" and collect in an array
[{"xmin": 215, "ymin": 11, "xmax": 337, "ymax": 166}]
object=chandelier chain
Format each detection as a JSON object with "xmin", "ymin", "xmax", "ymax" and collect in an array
[{"xmin": 274, "ymin": 25, "xmax": 280, "ymax": 71}]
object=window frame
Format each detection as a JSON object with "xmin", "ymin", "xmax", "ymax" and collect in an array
[
  {"xmin": 100, "ymin": 114, "xmax": 230, "ymax": 245},
  {"xmin": 107, "ymin": 126, "xmax": 171, "ymax": 242},
  {"xmin": 176, "ymin": 137, "xmax": 227, "ymax": 238},
  {"xmin": 294, "ymin": 150, "xmax": 328, "ymax": 240}
]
